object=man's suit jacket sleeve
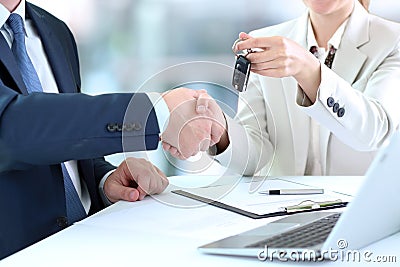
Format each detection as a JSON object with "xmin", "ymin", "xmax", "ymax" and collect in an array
[{"xmin": 0, "ymin": 86, "xmax": 160, "ymax": 172}]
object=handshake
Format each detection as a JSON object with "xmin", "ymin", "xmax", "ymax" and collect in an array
[
  {"xmin": 104, "ymin": 87, "xmax": 228, "ymax": 203},
  {"xmin": 160, "ymin": 87, "xmax": 228, "ymax": 159}
]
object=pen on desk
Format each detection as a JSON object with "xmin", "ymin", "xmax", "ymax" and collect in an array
[{"xmin": 258, "ymin": 188, "xmax": 324, "ymax": 195}]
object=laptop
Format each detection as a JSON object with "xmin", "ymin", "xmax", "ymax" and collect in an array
[{"xmin": 199, "ymin": 131, "xmax": 400, "ymax": 260}]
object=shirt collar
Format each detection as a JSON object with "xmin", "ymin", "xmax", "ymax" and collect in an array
[
  {"xmin": 0, "ymin": 0, "xmax": 27, "ymax": 35},
  {"xmin": 0, "ymin": 3, "xmax": 9, "ymax": 28},
  {"xmin": 307, "ymin": 16, "xmax": 348, "ymax": 51}
]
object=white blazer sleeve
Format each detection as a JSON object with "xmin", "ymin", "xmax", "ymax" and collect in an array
[{"xmin": 298, "ymin": 43, "xmax": 400, "ymax": 151}]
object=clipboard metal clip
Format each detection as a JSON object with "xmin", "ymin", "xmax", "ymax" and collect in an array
[{"xmin": 284, "ymin": 199, "xmax": 344, "ymax": 213}]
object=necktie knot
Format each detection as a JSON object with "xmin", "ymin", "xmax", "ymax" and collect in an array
[{"xmin": 7, "ymin": 13, "xmax": 25, "ymax": 36}]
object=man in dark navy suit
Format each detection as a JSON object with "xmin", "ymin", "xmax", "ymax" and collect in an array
[{"xmin": 0, "ymin": 0, "xmax": 224, "ymax": 259}]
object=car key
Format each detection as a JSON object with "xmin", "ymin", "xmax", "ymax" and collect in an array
[
  {"xmin": 231, "ymin": 38, "xmax": 252, "ymax": 92},
  {"xmin": 232, "ymin": 55, "xmax": 251, "ymax": 92}
]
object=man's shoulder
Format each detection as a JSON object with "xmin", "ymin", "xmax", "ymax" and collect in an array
[
  {"xmin": 27, "ymin": 2, "xmax": 70, "ymax": 32},
  {"xmin": 26, "ymin": 2, "xmax": 77, "ymax": 49},
  {"xmin": 27, "ymin": 3, "xmax": 60, "ymax": 22}
]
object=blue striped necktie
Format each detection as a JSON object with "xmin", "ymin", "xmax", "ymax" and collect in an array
[{"xmin": 7, "ymin": 13, "xmax": 86, "ymax": 224}]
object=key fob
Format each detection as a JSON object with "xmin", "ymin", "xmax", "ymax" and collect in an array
[{"xmin": 232, "ymin": 55, "xmax": 251, "ymax": 92}]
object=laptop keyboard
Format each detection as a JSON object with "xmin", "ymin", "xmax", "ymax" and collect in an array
[{"xmin": 246, "ymin": 213, "xmax": 341, "ymax": 248}]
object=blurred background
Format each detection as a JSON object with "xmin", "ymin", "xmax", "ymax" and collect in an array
[{"xmin": 30, "ymin": 0, "xmax": 400, "ymax": 176}]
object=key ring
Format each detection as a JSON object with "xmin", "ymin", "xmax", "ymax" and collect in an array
[{"xmin": 232, "ymin": 38, "xmax": 253, "ymax": 57}]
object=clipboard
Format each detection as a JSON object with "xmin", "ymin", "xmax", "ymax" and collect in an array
[{"xmin": 172, "ymin": 189, "xmax": 348, "ymax": 219}]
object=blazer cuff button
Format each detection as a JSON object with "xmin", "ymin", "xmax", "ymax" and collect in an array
[
  {"xmin": 57, "ymin": 217, "xmax": 68, "ymax": 228},
  {"xmin": 133, "ymin": 123, "xmax": 142, "ymax": 131},
  {"xmin": 327, "ymin": 97, "xmax": 335, "ymax": 107},
  {"xmin": 338, "ymin": 108, "xmax": 345, "ymax": 117},
  {"xmin": 116, "ymin": 124, "xmax": 123, "ymax": 132},
  {"xmin": 106, "ymin": 123, "xmax": 117, "ymax": 132},
  {"xmin": 333, "ymin": 103, "xmax": 339, "ymax": 113}
]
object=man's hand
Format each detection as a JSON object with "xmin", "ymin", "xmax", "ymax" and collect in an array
[
  {"xmin": 104, "ymin": 157, "xmax": 168, "ymax": 203},
  {"xmin": 161, "ymin": 88, "xmax": 226, "ymax": 159},
  {"xmin": 162, "ymin": 88, "xmax": 229, "ymax": 159},
  {"xmin": 194, "ymin": 92, "xmax": 229, "ymax": 154}
]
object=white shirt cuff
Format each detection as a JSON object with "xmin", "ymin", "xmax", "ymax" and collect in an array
[
  {"xmin": 99, "ymin": 170, "xmax": 116, "ymax": 206},
  {"xmin": 146, "ymin": 92, "xmax": 170, "ymax": 133}
]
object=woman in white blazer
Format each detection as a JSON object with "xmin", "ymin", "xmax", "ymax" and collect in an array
[{"xmin": 203, "ymin": 0, "xmax": 400, "ymax": 176}]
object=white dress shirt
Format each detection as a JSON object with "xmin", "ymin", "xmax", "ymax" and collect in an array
[{"xmin": 304, "ymin": 18, "xmax": 348, "ymax": 175}]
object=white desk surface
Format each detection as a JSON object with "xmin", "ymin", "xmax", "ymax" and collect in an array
[{"xmin": 2, "ymin": 176, "xmax": 399, "ymax": 267}]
